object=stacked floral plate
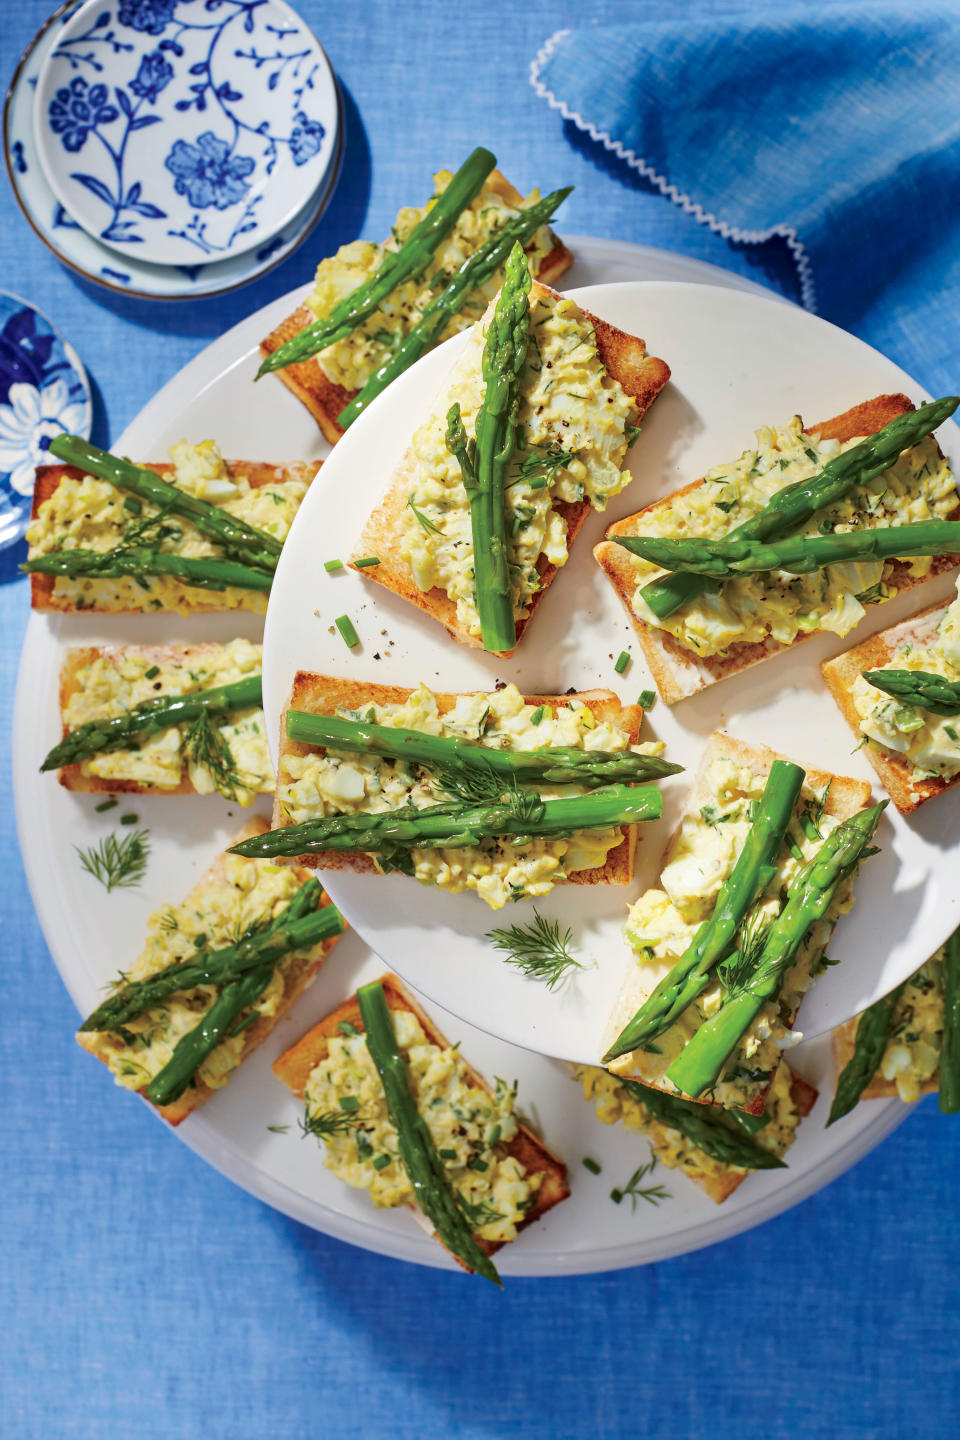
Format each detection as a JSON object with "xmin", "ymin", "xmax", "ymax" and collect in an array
[{"xmin": 4, "ymin": 0, "xmax": 342, "ymax": 300}]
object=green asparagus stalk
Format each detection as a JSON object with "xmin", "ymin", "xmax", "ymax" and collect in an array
[
  {"xmin": 23, "ymin": 546, "xmax": 274, "ymax": 594},
  {"xmin": 337, "ymin": 187, "xmax": 573, "ymax": 429},
  {"xmin": 42, "ymin": 674, "xmax": 263, "ymax": 772},
  {"xmin": 48, "ymin": 435, "xmax": 282, "ymax": 572},
  {"xmin": 618, "ymin": 1077, "xmax": 786, "ymax": 1170},
  {"xmin": 636, "ymin": 396, "xmax": 958, "ymax": 620},
  {"xmin": 603, "ymin": 759, "xmax": 806, "ymax": 1062},
  {"xmin": 79, "ymin": 882, "xmax": 342, "ymax": 1033},
  {"xmin": 229, "ymin": 783, "xmax": 662, "ymax": 860},
  {"xmin": 940, "ymin": 923, "xmax": 960, "ymax": 1115},
  {"xmin": 862, "ymin": 668, "xmax": 960, "ymax": 718},
  {"xmin": 827, "ymin": 980, "xmax": 907, "ymax": 1126},
  {"xmin": 667, "ymin": 803, "xmax": 887, "ymax": 1099},
  {"xmin": 357, "ymin": 980, "xmax": 501, "ymax": 1283},
  {"xmin": 620, "ymin": 520, "xmax": 960, "ymax": 580},
  {"xmin": 284, "ymin": 710, "xmax": 683, "ymax": 788},
  {"xmin": 256, "ymin": 148, "xmax": 497, "ymax": 378}
]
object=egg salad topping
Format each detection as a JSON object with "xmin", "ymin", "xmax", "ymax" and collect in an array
[
  {"xmin": 608, "ymin": 753, "xmax": 855, "ymax": 1110},
  {"xmin": 306, "ymin": 170, "xmax": 558, "ymax": 393},
  {"xmin": 628, "ymin": 417, "xmax": 956, "ymax": 658},
  {"xmin": 853, "ymin": 578, "xmax": 960, "ymax": 779},
  {"xmin": 62, "ymin": 638, "xmax": 270, "ymax": 803},
  {"xmin": 85, "ymin": 857, "xmax": 320, "ymax": 1095},
  {"xmin": 279, "ymin": 682, "xmax": 644, "ymax": 909},
  {"xmin": 398, "ymin": 290, "xmax": 638, "ymax": 639},
  {"xmin": 25, "ymin": 439, "xmax": 308, "ymax": 614},
  {"xmin": 304, "ymin": 1008, "xmax": 540, "ymax": 1244},
  {"xmin": 870, "ymin": 955, "xmax": 945, "ymax": 1103},
  {"xmin": 578, "ymin": 1059, "xmax": 802, "ymax": 1182}
]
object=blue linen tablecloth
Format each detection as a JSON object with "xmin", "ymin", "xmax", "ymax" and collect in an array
[{"xmin": 2, "ymin": 2, "xmax": 958, "ymax": 1436}]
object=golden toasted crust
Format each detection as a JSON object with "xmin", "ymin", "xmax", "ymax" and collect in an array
[
  {"xmin": 55, "ymin": 642, "xmax": 262, "ymax": 796},
  {"xmin": 594, "ymin": 394, "xmax": 960, "ymax": 704},
  {"xmin": 273, "ymin": 972, "xmax": 570, "ymax": 1260},
  {"xmin": 258, "ymin": 168, "xmax": 575, "ymax": 443},
  {"xmin": 272, "ymin": 671, "xmax": 644, "ymax": 886},
  {"xmin": 690, "ymin": 1067, "xmax": 819, "ymax": 1204},
  {"xmin": 604, "ymin": 731, "xmax": 873, "ymax": 1113},
  {"xmin": 29, "ymin": 460, "xmax": 318, "ymax": 613},
  {"xmin": 75, "ymin": 817, "xmax": 342, "ymax": 1125},
  {"xmin": 351, "ymin": 281, "xmax": 670, "ymax": 656},
  {"xmin": 831, "ymin": 1016, "xmax": 939, "ymax": 1101},
  {"xmin": 821, "ymin": 598, "xmax": 958, "ymax": 815}
]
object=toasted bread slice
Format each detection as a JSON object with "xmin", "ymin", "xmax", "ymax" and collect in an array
[
  {"xmin": 76, "ymin": 817, "xmax": 342, "ymax": 1125},
  {"xmin": 830, "ymin": 1016, "xmax": 939, "ymax": 1102},
  {"xmin": 259, "ymin": 168, "xmax": 575, "ymax": 443},
  {"xmin": 273, "ymin": 672, "xmax": 644, "ymax": 886},
  {"xmin": 29, "ymin": 459, "xmax": 317, "ymax": 613},
  {"xmin": 274, "ymin": 972, "xmax": 569, "ymax": 1261},
  {"xmin": 55, "ymin": 642, "xmax": 266, "ymax": 797},
  {"xmin": 595, "ymin": 394, "xmax": 959, "ymax": 704},
  {"xmin": 697, "ymin": 1068, "xmax": 818, "ymax": 1203},
  {"xmin": 352, "ymin": 280, "xmax": 670, "ymax": 656},
  {"xmin": 603, "ymin": 732, "xmax": 873, "ymax": 1113},
  {"xmin": 821, "ymin": 598, "xmax": 959, "ymax": 815}
]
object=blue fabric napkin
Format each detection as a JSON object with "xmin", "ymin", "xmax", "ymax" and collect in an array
[{"xmin": 531, "ymin": 4, "xmax": 960, "ymax": 398}]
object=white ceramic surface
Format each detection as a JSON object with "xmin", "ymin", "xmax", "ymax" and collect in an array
[
  {"xmin": 4, "ymin": 2, "xmax": 343, "ymax": 300},
  {"xmin": 33, "ymin": 0, "xmax": 337, "ymax": 266},
  {"xmin": 263, "ymin": 280, "xmax": 960, "ymax": 1065},
  {"xmin": 13, "ymin": 241, "xmax": 915, "ymax": 1274}
]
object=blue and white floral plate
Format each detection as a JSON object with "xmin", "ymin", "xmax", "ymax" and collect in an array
[
  {"xmin": 0, "ymin": 291, "xmax": 92, "ymax": 548},
  {"xmin": 4, "ymin": 1, "xmax": 343, "ymax": 300},
  {"xmin": 32, "ymin": 0, "xmax": 338, "ymax": 268}
]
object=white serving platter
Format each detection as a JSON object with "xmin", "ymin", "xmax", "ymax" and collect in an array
[{"xmin": 13, "ymin": 239, "xmax": 922, "ymax": 1273}]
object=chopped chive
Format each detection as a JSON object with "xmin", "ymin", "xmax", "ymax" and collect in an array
[
  {"xmin": 637, "ymin": 689, "xmax": 657, "ymax": 709},
  {"xmin": 372, "ymin": 1153, "xmax": 392, "ymax": 1171},
  {"xmin": 95, "ymin": 798, "xmax": 118, "ymax": 813},
  {"xmin": 267, "ymin": 1123, "xmax": 290, "ymax": 1133},
  {"xmin": 337, "ymin": 1020, "xmax": 359, "ymax": 1037},
  {"xmin": 338, "ymin": 1094, "xmax": 360, "ymax": 1112},
  {"xmin": 335, "ymin": 614, "xmax": 360, "ymax": 648},
  {"xmin": 439, "ymin": 1147, "xmax": 458, "ymax": 1160},
  {"xmin": 529, "ymin": 704, "xmax": 551, "ymax": 726},
  {"xmin": 615, "ymin": 651, "xmax": 631, "ymax": 675},
  {"xmin": 144, "ymin": 665, "xmax": 160, "ymax": 680},
  {"xmin": 946, "ymin": 725, "xmax": 959, "ymax": 742},
  {"xmin": 324, "ymin": 558, "xmax": 344, "ymax": 573},
  {"xmin": 354, "ymin": 557, "xmax": 381, "ymax": 568},
  {"xmin": 610, "ymin": 1188, "xmax": 624, "ymax": 1205},
  {"xmin": 582, "ymin": 1156, "xmax": 602, "ymax": 1176},
  {"xmin": 120, "ymin": 813, "xmax": 139, "ymax": 826},
  {"xmin": 468, "ymin": 1157, "xmax": 488, "ymax": 1173},
  {"xmin": 487, "ymin": 1124, "xmax": 501, "ymax": 1145}
]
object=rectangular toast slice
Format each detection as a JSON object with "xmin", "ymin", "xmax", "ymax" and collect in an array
[
  {"xmin": 274, "ymin": 972, "xmax": 570, "ymax": 1261},
  {"xmin": 273, "ymin": 672, "xmax": 644, "ymax": 886},
  {"xmin": 821, "ymin": 598, "xmax": 959, "ymax": 815},
  {"xmin": 352, "ymin": 280, "xmax": 670, "ymax": 656},
  {"xmin": 603, "ymin": 731, "xmax": 873, "ymax": 1113},
  {"xmin": 28, "ymin": 459, "xmax": 318, "ymax": 613},
  {"xmin": 55, "ymin": 641, "xmax": 267, "ymax": 798},
  {"xmin": 594, "ymin": 394, "xmax": 959, "ymax": 704},
  {"xmin": 76, "ymin": 817, "xmax": 342, "ymax": 1125},
  {"xmin": 259, "ymin": 168, "xmax": 575, "ymax": 444}
]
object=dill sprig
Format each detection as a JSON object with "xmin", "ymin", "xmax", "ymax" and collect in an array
[
  {"xmin": 511, "ymin": 441, "xmax": 577, "ymax": 490},
  {"xmin": 299, "ymin": 1109, "xmax": 363, "ymax": 1143},
  {"xmin": 182, "ymin": 709, "xmax": 252, "ymax": 801},
  {"xmin": 456, "ymin": 1191, "xmax": 503, "ymax": 1230},
  {"xmin": 435, "ymin": 758, "xmax": 520, "ymax": 807},
  {"xmin": 486, "ymin": 911, "xmax": 582, "ymax": 990},
  {"xmin": 717, "ymin": 906, "xmax": 774, "ymax": 994},
  {"xmin": 76, "ymin": 827, "xmax": 150, "ymax": 892},
  {"xmin": 610, "ymin": 1157, "xmax": 671, "ymax": 1211}
]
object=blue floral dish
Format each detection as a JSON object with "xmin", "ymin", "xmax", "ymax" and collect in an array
[
  {"xmin": 0, "ymin": 292, "xmax": 92, "ymax": 549},
  {"xmin": 32, "ymin": 0, "xmax": 338, "ymax": 267}
]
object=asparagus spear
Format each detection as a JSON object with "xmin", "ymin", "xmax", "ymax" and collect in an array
[
  {"xmin": 80, "ymin": 882, "xmax": 342, "ymax": 1033},
  {"xmin": 827, "ymin": 980, "xmax": 908, "ymax": 1125},
  {"xmin": 617, "ymin": 1077, "xmax": 786, "ymax": 1170},
  {"xmin": 49, "ymin": 435, "xmax": 282, "ymax": 572},
  {"xmin": 603, "ymin": 759, "xmax": 806, "ymax": 1062},
  {"xmin": 446, "ymin": 242, "xmax": 531, "ymax": 653},
  {"xmin": 257, "ymin": 148, "xmax": 497, "ymax": 378},
  {"xmin": 23, "ymin": 546, "xmax": 274, "ymax": 594},
  {"xmin": 667, "ymin": 802, "xmax": 887, "ymax": 1099},
  {"xmin": 357, "ymin": 980, "xmax": 501, "ymax": 1283},
  {"xmin": 284, "ymin": 710, "xmax": 683, "ymax": 788},
  {"xmin": 620, "ymin": 520, "xmax": 960, "ymax": 580},
  {"xmin": 337, "ymin": 187, "xmax": 573, "ymax": 429},
  {"xmin": 637, "ymin": 396, "xmax": 958, "ymax": 620},
  {"xmin": 862, "ymin": 668, "xmax": 960, "ymax": 718},
  {"xmin": 940, "ymin": 923, "xmax": 960, "ymax": 1115},
  {"xmin": 42, "ymin": 674, "xmax": 263, "ymax": 772},
  {"xmin": 229, "ymin": 783, "xmax": 662, "ymax": 860}
]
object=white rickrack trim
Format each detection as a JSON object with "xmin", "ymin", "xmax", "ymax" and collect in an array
[{"xmin": 529, "ymin": 27, "xmax": 818, "ymax": 313}]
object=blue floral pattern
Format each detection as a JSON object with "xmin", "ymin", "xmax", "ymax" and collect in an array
[
  {"xmin": 165, "ymin": 132, "xmax": 255, "ymax": 210},
  {"xmin": 118, "ymin": 0, "xmax": 178, "ymax": 36},
  {"xmin": 48, "ymin": 79, "xmax": 119, "ymax": 153},
  {"xmin": 129, "ymin": 51, "xmax": 174, "ymax": 104}
]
